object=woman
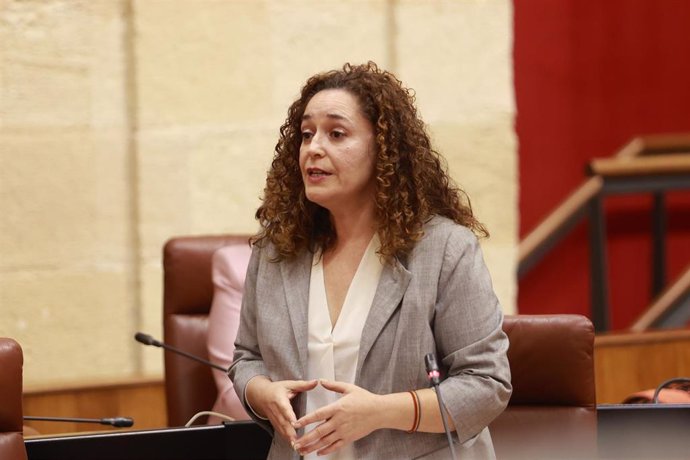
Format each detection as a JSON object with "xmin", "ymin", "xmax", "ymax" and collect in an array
[
  {"xmin": 229, "ymin": 62, "xmax": 511, "ymax": 459},
  {"xmin": 206, "ymin": 243, "xmax": 252, "ymax": 422}
]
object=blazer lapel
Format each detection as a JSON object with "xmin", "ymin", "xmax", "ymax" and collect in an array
[
  {"xmin": 280, "ymin": 250, "xmax": 313, "ymax": 378},
  {"xmin": 356, "ymin": 257, "xmax": 411, "ymax": 379}
]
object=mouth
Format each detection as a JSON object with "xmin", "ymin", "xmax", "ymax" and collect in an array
[{"xmin": 306, "ymin": 167, "xmax": 332, "ymax": 177}]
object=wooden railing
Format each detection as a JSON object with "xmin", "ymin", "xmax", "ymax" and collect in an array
[
  {"xmin": 589, "ymin": 153, "xmax": 690, "ymax": 176},
  {"xmin": 519, "ymin": 133, "xmax": 690, "ymax": 275},
  {"xmin": 630, "ymin": 265, "xmax": 690, "ymax": 331},
  {"xmin": 518, "ymin": 133, "xmax": 690, "ymax": 331},
  {"xmin": 518, "ymin": 176, "xmax": 603, "ymax": 277}
]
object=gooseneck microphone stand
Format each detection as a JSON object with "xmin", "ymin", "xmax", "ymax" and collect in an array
[
  {"xmin": 425, "ymin": 353, "xmax": 457, "ymax": 460},
  {"xmin": 133, "ymin": 332, "xmax": 232, "ymax": 427},
  {"xmin": 134, "ymin": 332, "xmax": 227, "ymax": 372},
  {"xmin": 23, "ymin": 416, "xmax": 134, "ymax": 428}
]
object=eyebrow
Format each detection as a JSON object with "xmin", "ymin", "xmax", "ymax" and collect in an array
[{"xmin": 301, "ymin": 113, "xmax": 351, "ymax": 122}]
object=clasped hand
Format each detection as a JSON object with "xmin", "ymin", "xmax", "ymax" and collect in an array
[
  {"xmin": 292, "ymin": 379, "xmax": 382, "ymax": 457},
  {"xmin": 249, "ymin": 378, "xmax": 383, "ymax": 456}
]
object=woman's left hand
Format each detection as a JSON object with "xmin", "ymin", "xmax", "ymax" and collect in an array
[{"xmin": 292, "ymin": 379, "xmax": 383, "ymax": 456}]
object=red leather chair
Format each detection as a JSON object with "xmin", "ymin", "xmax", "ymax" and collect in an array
[
  {"xmin": 489, "ymin": 314, "xmax": 597, "ymax": 459},
  {"xmin": 0, "ymin": 338, "xmax": 28, "ymax": 460},
  {"xmin": 162, "ymin": 235, "xmax": 250, "ymax": 427},
  {"xmin": 162, "ymin": 236, "xmax": 597, "ymax": 459}
]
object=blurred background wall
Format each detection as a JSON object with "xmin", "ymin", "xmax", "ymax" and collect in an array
[{"xmin": 0, "ymin": 0, "xmax": 516, "ymax": 387}]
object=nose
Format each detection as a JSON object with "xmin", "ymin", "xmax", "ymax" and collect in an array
[{"xmin": 305, "ymin": 132, "xmax": 326, "ymax": 157}]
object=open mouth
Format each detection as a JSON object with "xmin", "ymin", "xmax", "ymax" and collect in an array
[{"xmin": 307, "ymin": 167, "xmax": 332, "ymax": 177}]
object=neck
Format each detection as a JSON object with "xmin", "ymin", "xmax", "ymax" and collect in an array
[{"xmin": 328, "ymin": 203, "xmax": 377, "ymax": 247}]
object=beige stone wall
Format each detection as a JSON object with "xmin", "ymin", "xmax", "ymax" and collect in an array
[
  {"xmin": 395, "ymin": 0, "xmax": 517, "ymax": 321},
  {"xmin": 1, "ymin": 0, "xmax": 516, "ymax": 386},
  {"xmin": 1, "ymin": 0, "xmax": 138, "ymax": 385}
]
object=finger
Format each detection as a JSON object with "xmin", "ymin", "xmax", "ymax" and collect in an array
[
  {"xmin": 298, "ymin": 429, "xmax": 340, "ymax": 456},
  {"xmin": 287, "ymin": 379, "xmax": 319, "ymax": 392},
  {"xmin": 318, "ymin": 439, "xmax": 346, "ymax": 456},
  {"xmin": 293, "ymin": 404, "xmax": 334, "ymax": 428},
  {"xmin": 266, "ymin": 398, "xmax": 297, "ymax": 430},
  {"xmin": 277, "ymin": 399, "xmax": 298, "ymax": 424},
  {"xmin": 278, "ymin": 419, "xmax": 297, "ymax": 441},
  {"xmin": 319, "ymin": 379, "xmax": 351, "ymax": 394},
  {"xmin": 269, "ymin": 407, "xmax": 297, "ymax": 441},
  {"xmin": 294, "ymin": 420, "xmax": 335, "ymax": 452}
]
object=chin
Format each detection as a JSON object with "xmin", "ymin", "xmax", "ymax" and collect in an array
[
  {"xmin": 305, "ymin": 192, "xmax": 332, "ymax": 210},
  {"xmin": 304, "ymin": 191, "xmax": 322, "ymax": 204}
]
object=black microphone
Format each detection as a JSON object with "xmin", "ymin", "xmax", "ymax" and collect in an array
[
  {"xmin": 134, "ymin": 332, "xmax": 227, "ymax": 372},
  {"xmin": 24, "ymin": 416, "xmax": 134, "ymax": 428},
  {"xmin": 425, "ymin": 352, "xmax": 457, "ymax": 460},
  {"xmin": 424, "ymin": 354, "xmax": 441, "ymax": 385}
]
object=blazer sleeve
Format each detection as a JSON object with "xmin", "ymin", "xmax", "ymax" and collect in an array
[
  {"xmin": 207, "ymin": 245, "xmax": 252, "ymax": 421},
  {"xmin": 227, "ymin": 244, "xmax": 273, "ymax": 431},
  {"xmin": 433, "ymin": 228, "xmax": 512, "ymax": 443}
]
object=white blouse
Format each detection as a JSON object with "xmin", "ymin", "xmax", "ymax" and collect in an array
[{"xmin": 305, "ymin": 235, "xmax": 383, "ymax": 460}]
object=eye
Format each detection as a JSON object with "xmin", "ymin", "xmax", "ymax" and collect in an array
[
  {"xmin": 301, "ymin": 130, "xmax": 313, "ymax": 141},
  {"xmin": 331, "ymin": 130, "xmax": 345, "ymax": 139}
]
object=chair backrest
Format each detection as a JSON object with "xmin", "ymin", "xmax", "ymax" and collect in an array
[
  {"xmin": 162, "ymin": 235, "xmax": 250, "ymax": 427},
  {"xmin": 489, "ymin": 314, "xmax": 597, "ymax": 459},
  {"xmin": 0, "ymin": 338, "xmax": 28, "ymax": 460}
]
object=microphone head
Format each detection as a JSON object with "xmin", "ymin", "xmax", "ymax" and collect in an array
[
  {"xmin": 134, "ymin": 332, "xmax": 160, "ymax": 347},
  {"xmin": 425, "ymin": 353, "xmax": 441, "ymax": 385},
  {"xmin": 103, "ymin": 417, "xmax": 134, "ymax": 428},
  {"xmin": 424, "ymin": 353, "xmax": 439, "ymax": 372}
]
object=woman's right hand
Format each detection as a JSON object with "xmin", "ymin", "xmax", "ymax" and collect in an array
[{"xmin": 245, "ymin": 376, "xmax": 318, "ymax": 443}]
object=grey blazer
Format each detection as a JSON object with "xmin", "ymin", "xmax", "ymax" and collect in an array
[{"xmin": 229, "ymin": 216, "xmax": 512, "ymax": 459}]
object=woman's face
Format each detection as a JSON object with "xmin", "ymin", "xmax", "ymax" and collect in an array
[{"xmin": 299, "ymin": 89, "xmax": 377, "ymax": 215}]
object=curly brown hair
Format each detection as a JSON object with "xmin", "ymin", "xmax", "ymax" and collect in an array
[{"xmin": 253, "ymin": 62, "xmax": 487, "ymax": 261}]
